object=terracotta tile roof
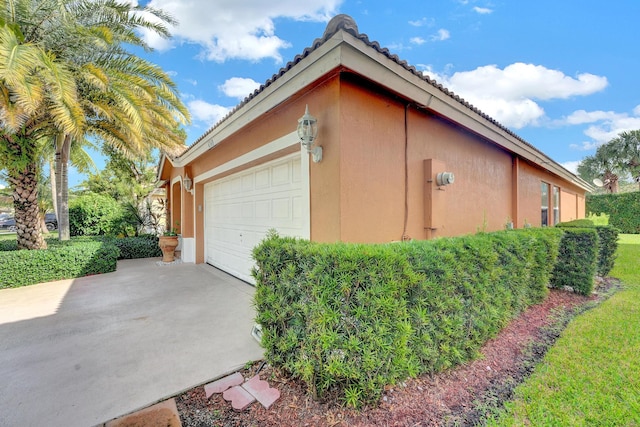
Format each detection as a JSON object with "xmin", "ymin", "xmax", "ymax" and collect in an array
[{"xmin": 183, "ymin": 14, "xmax": 550, "ymax": 163}]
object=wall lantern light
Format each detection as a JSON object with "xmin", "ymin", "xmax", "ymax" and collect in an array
[
  {"xmin": 297, "ymin": 105, "xmax": 323, "ymax": 163},
  {"xmin": 436, "ymin": 171, "xmax": 455, "ymax": 186},
  {"xmin": 183, "ymin": 174, "xmax": 193, "ymax": 192}
]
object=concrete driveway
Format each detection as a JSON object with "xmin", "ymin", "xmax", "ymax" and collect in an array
[{"xmin": 0, "ymin": 259, "xmax": 264, "ymax": 427}]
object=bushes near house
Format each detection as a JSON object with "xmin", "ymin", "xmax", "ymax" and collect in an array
[
  {"xmin": 69, "ymin": 193, "xmax": 124, "ymax": 236},
  {"xmin": 0, "ymin": 235, "xmax": 161, "ymax": 288},
  {"xmin": 111, "ymin": 235, "xmax": 162, "ymax": 259},
  {"xmin": 0, "ymin": 240, "xmax": 119, "ymax": 289},
  {"xmin": 550, "ymin": 227, "xmax": 598, "ymax": 296},
  {"xmin": 252, "ymin": 228, "xmax": 563, "ymax": 407},
  {"xmin": 587, "ymin": 192, "xmax": 640, "ymax": 234},
  {"xmin": 555, "ymin": 219, "xmax": 619, "ymax": 280}
]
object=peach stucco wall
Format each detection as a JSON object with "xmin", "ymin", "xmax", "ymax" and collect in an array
[
  {"xmin": 517, "ymin": 160, "xmax": 585, "ymax": 227},
  {"xmin": 162, "ymin": 70, "xmax": 588, "ymax": 263},
  {"xmin": 337, "ymin": 78, "xmax": 514, "ymax": 242}
]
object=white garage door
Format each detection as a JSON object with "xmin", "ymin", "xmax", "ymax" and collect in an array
[{"xmin": 204, "ymin": 154, "xmax": 308, "ymax": 283}]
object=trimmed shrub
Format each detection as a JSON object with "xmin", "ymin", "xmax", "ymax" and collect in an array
[
  {"xmin": 252, "ymin": 228, "xmax": 563, "ymax": 407},
  {"xmin": 0, "ymin": 239, "xmax": 17, "ymax": 252},
  {"xmin": 112, "ymin": 235, "xmax": 161, "ymax": 259},
  {"xmin": 0, "ymin": 236, "xmax": 161, "ymax": 288},
  {"xmin": 594, "ymin": 226, "xmax": 619, "ymax": 277},
  {"xmin": 556, "ymin": 220, "xmax": 619, "ymax": 277},
  {"xmin": 550, "ymin": 228, "xmax": 598, "ymax": 295},
  {"xmin": 0, "ymin": 240, "xmax": 119, "ymax": 289},
  {"xmin": 587, "ymin": 192, "xmax": 640, "ymax": 234},
  {"xmin": 69, "ymin": 193, "xmax": 123, "ymax": 236},
  {"xmin": 556, "ymin": 219, "xmax": 595, "ymax": 228},
  {"xmin": 253, "ymin": 236, "xmax": 417, "ymax": 406}
]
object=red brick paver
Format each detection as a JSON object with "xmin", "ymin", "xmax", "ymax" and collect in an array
[
  {"xmin": 222, "ymin": 385, "xmax": 256, "ymax": 411},
  {"xmin": 205, "ymin": 372, "xmax": 244, "ymax": 397},
  {"xmin": 242, "ymin": 375, "xmax": 281, "ymax": 409}
]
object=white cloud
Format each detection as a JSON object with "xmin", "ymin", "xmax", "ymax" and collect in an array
[
  {"xmin": 144, "ymin": 0, "xmax": 341, "ymax": 62},
  {"xmin": 410, "ymin": 37, "xmax": 426, "ymax": 46},
  {"xmin": 184, "ymin": 79, "xmax": 198, "ymax": 86},
  {"xmin": 473, "ymin": 6, "xmax": 493, "ymax": 14},
  {"xmin": 430, "ymin": 29, "xmax": 450, "ymax": 42},
  {"xmin": 560, "ymin": 160, "xmax": 581, "ymax": 174},
  {"xmin": 565, "ymin": 105, "xmax": 640, "ymax": 150},
  {"xmin": 219, "ymin": 77, "xmax": 261, "ymax": 99},
  {"xmin": 422, "ymin": 63, "xmax": 608, "ymax": 129},
  {"xmin": 564, "ymin": 110, "xmax": 622, "ymax": 125},
  {"xmin": 188, "ymin": 100, "xmax": 231, "ymax": 126},
  {"xmin": 408, "ymin": 17, "xmax": 433, "ymax": 27}
]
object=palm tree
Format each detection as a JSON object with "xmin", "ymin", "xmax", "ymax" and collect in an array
[
  {"xmin": 609, "ymin": 130, "xmax": 640, "ymax": 191},
  {"xmin": 0, "ymin": 22, "xmax": 83, "ymax": 248},
  {"xmin": 1, "ymin": 0, "xmax": 189, "ymax": 246},
  {"xmin": 577, "ymin": 143, "xmax": 621, "ymax": 193}
]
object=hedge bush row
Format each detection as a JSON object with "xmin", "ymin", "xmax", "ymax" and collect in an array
[
  {"xmin": 550, "ymin": 227, "xmax": 598, "ymax": 296},
  {"xmin": 0, "ymin": 240, "xmax": 119, "ymax": 289},
  {"xmin": 110, "ymin": 235, "xmax": 162, "ymax": 259},
  {"xmin": 0, "ymin": 235, "xmax": 162, "ymax": 288},
  {"xmin": 587, "ymin": 192, "xmax": 640, "ymax": 234},
  {"xmin": 556, "ymin": 219, "xmax": 619, "ymax": 278},
  {"xmin": 69, "ymin": 193, "xmax": 124, "ymax": 236},
  {"xmin": 252, "ymin": 228, "xmax": 563, "ymax": 407}
]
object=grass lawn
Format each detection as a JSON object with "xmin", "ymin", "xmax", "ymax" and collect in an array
[{"xmin": 490, "ymin": 234, "xmax": 640, "ymax": 426}]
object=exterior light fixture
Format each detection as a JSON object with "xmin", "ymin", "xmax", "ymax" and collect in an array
[
  {"xmin": 297, "ymin": 105, "xmax": 323, "ymax": 163},
  {"xmin": 183, "ymin": 174, "xmax": 193, "ymax": 192},
  {"xmin": 436, "ymin": 172, "xmax": 455, "ymax": 186}
]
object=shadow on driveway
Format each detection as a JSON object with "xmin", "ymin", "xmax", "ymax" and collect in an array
[{"xmin": 0, "ymin": 259, "xmax": 263, "ymax": 427}]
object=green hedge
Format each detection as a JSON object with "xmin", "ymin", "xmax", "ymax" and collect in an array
[
  {"xmin": 111, "ymin": 235, "xmax": 161, "ymax": 259},
  {"xmin": 252, "ymin": 228, "xmax": 562, "ymax": 407},
  {"xmin": 550, "ymin": 228, "xmax": 598, "ymax": 295},
  {"xmin": 587, "ymin": 192, "xmax": 640, "ymax": 234},
  {"xmin": 0, "ymin": 240, "xmax": 119, "ymax": 289},
  {"xmin": 0, "ymin": 236, "xmax": 162, "ymax": 288},
  {"xmin": 69, "ymin": 193, "xmax": 124, "ymax": 236},
  {"xmin": 556, "ymin": 220, "xmax": 619, "ymax": 277}
]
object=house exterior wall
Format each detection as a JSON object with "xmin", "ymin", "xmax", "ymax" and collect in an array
[
  {"xmin": 517, "ymin": 161, "xmax": 585, "ymax": 227},
  {"xmin": 160, "ymin": 70, "xmax": 588, "ymax": 264},
  {"xmin": 328, "ymin": 75, "xmax": 588, "ymax": 242},
  {"xmin": 336, "ymin": 77, "xmax": 513, "ymax": 242}
]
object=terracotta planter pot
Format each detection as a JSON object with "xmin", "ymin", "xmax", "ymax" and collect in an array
[{"xmin": 158, "ymin": 235, "xmax": 179, "ymax": 262}]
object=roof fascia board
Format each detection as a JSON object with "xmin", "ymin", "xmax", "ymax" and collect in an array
[{"xmin": 336, "ymin": 31, "xmax": 592, "ymax": 191}]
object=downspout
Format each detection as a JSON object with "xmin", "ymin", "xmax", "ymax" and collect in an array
[{"xmin": 402, "ymin": 103, "xmax": 410, "ymax": 241}]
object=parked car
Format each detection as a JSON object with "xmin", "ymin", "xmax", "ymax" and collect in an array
[{"xmin": 0, "ymin": 213, "xmax": 58, "ymax": 232}]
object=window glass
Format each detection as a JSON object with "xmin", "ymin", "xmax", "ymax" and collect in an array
[
  {"xmin": 553, "ymin": 186, "xmax": 560, "ymax": 225},
  {"xmin": 541, "ymin": 182, "xmax": 550, "ymax": 226}
]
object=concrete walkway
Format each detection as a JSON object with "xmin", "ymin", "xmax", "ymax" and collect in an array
[{"xmin": 0, "ymin": 259, "xmax": 264, "ymax": 427}]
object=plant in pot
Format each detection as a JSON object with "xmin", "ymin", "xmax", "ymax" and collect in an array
[{"xmin": 158, "ymin": 225, "xmax": 179, "ymax": 262}]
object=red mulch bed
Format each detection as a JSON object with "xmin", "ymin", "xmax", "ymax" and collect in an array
[{"xmin": 176, "ymin": 280, "xmax": 619, "ymax": 427}]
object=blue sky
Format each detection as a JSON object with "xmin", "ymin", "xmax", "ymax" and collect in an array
[{"xmin": 4, "ymin": 0, "xmax": 639, "ymax": 189}]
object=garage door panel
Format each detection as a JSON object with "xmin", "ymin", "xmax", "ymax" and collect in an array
[{"xmin": 204, "ymin": 155, "xmax": 306, "ymax": 283}]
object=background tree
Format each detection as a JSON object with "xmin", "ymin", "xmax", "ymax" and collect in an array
[
  {"xmin": 0, "ymin": 0, "xmax": 190, "ymax": 248},
  {"xmin": 609, "ymin": 130, "xmax": 640, "ymax": 190},
  {"xmin": 81, "ymin": 147, "xmax": 162, "ymax": 235},
  {"xmin": 577, "ymin": 142, "xmax": 621, "ymax": 193},
  {"xmin": 0, "ymin": 18, "xmax": 83, "ymax": 249}
]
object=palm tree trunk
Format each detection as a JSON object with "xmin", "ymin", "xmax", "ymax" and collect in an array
[
  {"xmin": 55, "ymin": 133, "xmax": 71, "ymax": 241},
  {"xmin": 49, "ymin": 160, "xmax": 58, "ymax": 219},
  {"xmin": 8, "ymin": 163, "xmax": 47, "ymax": 250}
]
